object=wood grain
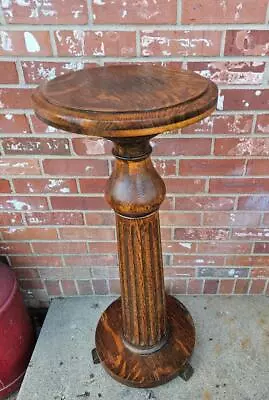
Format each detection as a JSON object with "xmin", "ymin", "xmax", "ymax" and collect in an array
[
  {"xmin": 32, "ymin": 65, "xmax": 218, "ymax": 137},
  {"xmin": 32, "ymin": 65, "xmax": 217, "ymax": 388}
]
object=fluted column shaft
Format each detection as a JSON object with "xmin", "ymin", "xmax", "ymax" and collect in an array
[{"xmin": 105, "ymin": 137, "xmax": 167, "ymax": 350}]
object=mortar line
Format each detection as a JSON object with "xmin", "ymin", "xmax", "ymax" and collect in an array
[{"xmin": 177, "ymin": 0, "xmax": 182, "ymax": 25}]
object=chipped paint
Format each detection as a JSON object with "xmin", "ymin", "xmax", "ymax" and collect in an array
[
  {"xmin": 5, "ymin": 113, "xmax": 13, "ymax": 120},
  {"xmin": 0, "ymin": 31, "xmax": 13, "ymax": 51},
  {"xmin": 179, "ymin": 242, "xmax": 192, "ymax": 249},
  {"xmin": 6, "ymin": 199, "xmax": 31, "ymax": 211},
  {"xmin": 94, "ymin": 0, "xmax": 106, "ymax": 4},
  {"xmin": 24, "ymin": 32, "xmax": 40, "ymax": 52},
  {"xmin": 82, "ymin": 138, "xmax": 106, "ymax": 155},
  {"xmin": 217, "ymin": 94, "xmax": 224, "ymax": 110}
]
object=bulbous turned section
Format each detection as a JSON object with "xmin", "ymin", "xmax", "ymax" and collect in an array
[
  {"xmin": 105, "ymin": 137, "xmax": 166, "ymax": 218},
  {"xmin": 105, "ymin": 137, "xmax": 168, "ymax": 350}
]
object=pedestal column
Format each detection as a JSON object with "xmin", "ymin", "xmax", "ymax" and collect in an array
[{"xmin": 94, "ymin": 137, "xmax": 196, "ymax": 387}]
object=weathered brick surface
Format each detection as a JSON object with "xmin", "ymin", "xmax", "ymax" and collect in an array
[{"xmin": 0, "ymin": 0, "xmax": 268, "ymax": 301}]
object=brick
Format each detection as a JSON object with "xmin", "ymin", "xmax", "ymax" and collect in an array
[
  {"xmin": 32, "ymin": 242, "xmax": 87, "ymax": 254},
  {"xmin": 2, "ymin": 227, "xmax": 57, "ymax": 241},
  {"xmin": 10, "ymin": 255, "xmax": 62, "ymax": 267},
  {"xmin": 13, "ymin": 178, "xmax": 77, "ymax": 194},
  {"xmin": 153, "ymin": 138, "xmax": 211, "ymax": 156},
  {"xmin": 203, "ymin": 211, "xmax": 261, "ymax": 227},
  {"xmin": 16, "ymin": 269, "xmax": 42, "ymax": 281},
  {"xmin": 141, "ymin": 31, "xmax": 221, "ymax": 57},
  {"xmin": 3, "ymin": 138, "xmax": 70, "ymax": 156},
  {"xmin": 0, "ymin": 242, "xmax": 31, "ymax": 255},
  {"xmin": 249, "ymin": 279, "xmax": 266, "ymax": 294},
  {"xmin": 234, "ymin": 279, "xmax": 249, "ymax": 294},
  {"xmin": 92, "ymin": 0, "xmax": 177, "ymax": 24},
  {"xmin": 182, "ymin": 0, "xmax": 268, "ymax": 23},
  {"xmin": 180, "ymin": 159, "xmax": 245, "ymax": 176},
  {"xmin": 162, "ymin": 241, "xmax": 197, "ymax": 254},
  {"xmin": 263, "ymin": 214, "xmax": 269, "ymax": 225},
  {"xmin": 226, "ymin": 255, "xmax": 269, "ymax": 267},
  {"xmin": 22, "ymin": 61, "xmax": 98, "ymax": 83},
  {"xmin": 0, "ymin": 158, "xmax": 40, "ymax": 175},
  {"xmin": 232, "ymin": 228, "xmax": 269, "ymax": 240},
  {"xmin": 0, "ymin": 88, "xmax": 33, "ymax": 109},
  {"xmin": 51, "ymin": 196, "xmax": 108, "ymax": 211},
  {"xmin": 187, "ymin": 61, "xmax": 265, "ymax": 85},
  {"xmin": 25, "ymin": 212, "xmax": 84, "ymax": 226},
  {"xmin": 0, "ymin": 179, "xmax": 11, "ymax": 193},
  {"xmin": 160, "ymin": 212, "xmax": 201, "ymax": 226},
  {"xmin": 0, "ymin": 212, "xmax": 23, "ymax": 226},
  {"xmin": 210, "ymin": 178, "xmax": 269, "ymax": 194},
  {"xmin": 55, "ymin": 30, "xmax": 136, "ymax": 57},
  {"xmin": 109, "ymin": 279, "xmax": 121, "ymax": 295},
  {"xmin": 164, "ymin": 267, "xmax": 195, "ymax": 278},
  {"xmin": 215, "ymin": 138, "xmax": 269, "ymax": 156},
  {"xmin": 29, "ymin": 115, "xmax": 62, "ymax": 134},
  {"xmin": 203, "ymin": 280, "xmax": 219, "ymax": 294},
  {"xmin": 0, "ymin": 114, "xmax": 30, "ymax": 134},
  {"xmin": 175, "ymin": 196, "xmax": 234, "ymax": 211},
  {"xmin": 92, "ymin": 279, "xmax": 109, "ymax": 295},
  {"xmin": 171, "ymin": 279, "xmax": 187, "ymax": 295},
  {"xmin": 85, "ymin": 212, "xmax": 115, "ymax": 226},
  {"xmin": 0, "ymin": 31, "xmax": 51, "ymax": 56},
  {"xmin": 220, "ymin": 89, "xmax": 269, "ymax": 111},
  {"xmin": 256, "ymin": 115, "xmax": 269, "ymax": 134},
  {"xmin": 72, "ymin": 137, "xmax": 112, "ymax": 156},
  {"xmin": 254, "ymin": 242, "xmax": 269, "ymax": 253},
  {"xmin": 251, "ymin": 269, "xmax": 269, "ymax": 278},
  {"xmin": 0, "ymin": 62, "xmax": 18, "ymax": 83},
  {"xmin": 219, "ymin": 279, "xmax": 235, "ymax": 294},
  {"xmin": 173, "ymin": 255, "xmax": 224, "ymax": 267},
  {"xmin": 43, "ymin": 159, "xmax": 108, "ymax": 176},
  {"xmin": 59, "ymin": 226, "xmax": 115, "ymax": 241},
  {"xmin": 0, "ymin": 196, "xmax": 48, "ymax": 211},
  {"xmin": 77, "ymin": 280, "xmax": 93, "ymax": 295},
  {"xmin": 198, "ymin": 268, "xmax": 248, "ymax": 278},
  {"xmin": 152, "ymin": 159, "xmax": 177, "ymax": 177},
  {"xmin": 198, "ymin": 242, "xmax": 252, "ymax": 254},
  {"xmin": 187, "ymin": 279, "xmax": 203, "ymax": 294},
  {"xmin": 45, "ymin": 280, "xmax": 62, "ymax": 297},
  {"xmin": 238, "ymin": 196, "xmax": 269, "ymax": 211},
  {"xmin": 2, "ymin": 0, "xmax": 88, "ymax": 24},
  {"xmin": 64, "ymin": 254, "xmax": 117, "ymax": 268},
  {"xmin": 79, "ymin": 178, "xmax": 106, "ymax": 194},
  {"xmin": 246, "ymin": 160, "xmax": 269, "ymax": 176},
  {"xmin": 61, "ymin": 280, "xmax": 78, "ymax": 296},
  {"xmin": 225, "ymin": 30, "xmax": 269, "ymax": 56},
  {"xmin": 165, "ymin": 178, "xmax": 205, "ymax": 194},
  {"xmin": 182, "ymin": 115, "xmax": 253, "ymax": 135},
  {"xmin": 20, "ymin": 280, "xmax": 44, "ymax": 290},
  {"xmin": 174, "ymin": 228, "xmax": 229, "ymax": 241},
  {"xmin": 89, "ymin": 242, "xmax": 117, "ymax": 254}
]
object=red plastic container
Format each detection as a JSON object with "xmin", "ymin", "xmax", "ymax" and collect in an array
[{"xmin": 0, "ymin": 263, "xmax": 34, "ymax": 399}]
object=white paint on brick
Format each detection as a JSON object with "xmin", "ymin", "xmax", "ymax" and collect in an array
[
  {"xmin": 0, "ymin": 31, "xmax": 13, "ymax": 51},
  {"xmin": 255, "ymin": 90, "xmax": 261, "ymax": 96},
  {"xmin": 37, "ymin": 65, "xmax": 57, "ymax": 80},
  {"xmin": 82, "ymin": 138, "xmax": 106, "ymax": 155},
  {"xmin": 6, "ymin": 199, "xmax": 31, "ymax": 211},
  {"xmin": 235, "ymin": 3, "xmax": 243, "ymax": 21},
  {"xmin": 93, "ymin": 41, "xmax": 105, "ymax": 56},
  {"xmin": 217, "ymin": 94, "xmax": 224, "ymax": 110},
  {"xmin": 24, "ymin": 32, "xmax": 41, "ymax": 53},
  {"xmin": 94, "ymin": 0, "xmax": 105, "ymax": 4},
  {"xmin": 5, "ymin": 113, "xmax": 13, "ymax": 120},
  {"xmin": 179, "ymin": 242, "xmax": 192, "ymax": 249}
]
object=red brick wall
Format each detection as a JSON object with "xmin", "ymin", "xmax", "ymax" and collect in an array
[{"xmin": 0, "ymin": 1, "xmax": 269, "ymax": 306}]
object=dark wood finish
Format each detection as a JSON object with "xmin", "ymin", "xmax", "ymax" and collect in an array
[
  {"xmin": 32, "ymin": 65, "xmax": 218, "ymax": 137},
  {"xmin": 32, "ymin": 65, "xmax": 218, "ymax": 388},
  {"xmin": 95, "ymin": 295, "xmax": 195, "ymax": 388}
]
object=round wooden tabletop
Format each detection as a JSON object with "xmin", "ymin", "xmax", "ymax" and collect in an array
[{"xmin": 32, "ymin": 65, "xmax": 218, "ymax": 138}]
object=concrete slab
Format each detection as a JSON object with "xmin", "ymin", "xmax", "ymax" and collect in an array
[{"xmin": 17, "ymin": 296, "xmax": 269, "ymax": 400}]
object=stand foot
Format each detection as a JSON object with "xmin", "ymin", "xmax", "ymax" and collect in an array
[
  {"xmin": 178, "ymin": 362, "xmax": 194, "ymax": 381},
  {"xmin": 95, "ymin": 296, "xmax": 195, "ymax": 388},
  {"xmin": 92, "ymin": 348, "xmax": 100, "ymax": 364}
]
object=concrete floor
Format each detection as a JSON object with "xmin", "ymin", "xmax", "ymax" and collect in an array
[{"xmin": 16, "ymin": 296, "xmax": 269, "ymax": 400}]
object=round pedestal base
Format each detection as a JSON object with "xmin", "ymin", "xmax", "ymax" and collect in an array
[{"xmin": 95, "ymin": 295, "xmax": 195, "ymax": 388}]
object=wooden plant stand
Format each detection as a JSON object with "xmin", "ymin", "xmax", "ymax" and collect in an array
[{"xmin": 33, "ymin": 65, "xmax": 217, "ymax": 388}]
